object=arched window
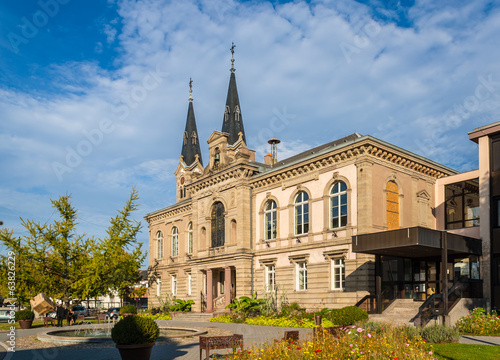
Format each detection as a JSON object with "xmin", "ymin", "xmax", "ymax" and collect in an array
[
  {"xmin": 187, "ymin": 222, "xmax": 193, "ymax": 254},
  {"xmin": 211, "ymin": 202, "xmax": 225, "ymax": 247},
  {"xmin": 386, "ymin": 181, "xmax": 399, "ymax": 230},
  {"xmin": 172, "ymin": 227, "xmax": 179, "ymax": 257},
  {"xmin": 295, "ymin": 191, "xmax": 309, "ymax": 235},
  {"xmin": 156, "ymin": 231, "xmax": 163, "ymax": 259},
  {"xmin": 265, "ymin": 200, "xmax": 277, "ymax": 240},
  {"xmin": 330, "ymin": 181, "xmax": 348, "ymax": 228}
]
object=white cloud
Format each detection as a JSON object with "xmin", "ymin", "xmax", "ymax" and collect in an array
[{"xmin": 1, "ymin": 0, "xmax": 500, "ymax": 264}]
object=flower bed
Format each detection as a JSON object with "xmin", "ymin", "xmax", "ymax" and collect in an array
[
  {"xmin": 140, "ymin": 313, "xmax": 172, "ymax": 321},
  {"xmin": 456, "ymin": 307, "xmax": 500, "ymax": 335},
  {"xmin": 225, "ymin": 325, "xmax": 435, "ymax": 359},
  {"xmin": 210, "ymin": 315, "xmax": 335, "ymax": 328}
]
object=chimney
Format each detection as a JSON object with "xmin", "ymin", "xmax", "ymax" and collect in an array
[{"xmin": 264, "ymin": 153, "xmax": 272, "ymax": 165}]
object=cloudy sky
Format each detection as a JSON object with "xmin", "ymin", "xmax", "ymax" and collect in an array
[{"xmin": 1, "ymin": 0, "xmax": 499, "ymax": 267}]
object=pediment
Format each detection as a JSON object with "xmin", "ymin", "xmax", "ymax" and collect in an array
[
  {"xmin": 207, "ymin": 131, "xmax": 229, "ymax": 144},
  {"xmin": 416, "ymin": 190, "xmax": 431, "ymax": 200}
]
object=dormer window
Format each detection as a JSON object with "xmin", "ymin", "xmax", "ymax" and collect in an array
[
  {"xmin": 224, "ymin": 106, "xmax": 230, "ymax": 122},
  {"xmin": 191, "ymin": 131, "xmax": 197, "ymax": 144}
]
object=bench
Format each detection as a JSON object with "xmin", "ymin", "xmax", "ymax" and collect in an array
[
  {"xmin": 313, "ymin": 326, "xmax": 343, "ymax": 338},
  {"xmin": 274, "ymin": 330, "xmax": 299, "ymax": 344},
  {"xmin": 199, "ymin": 334, "xmax": 243, "ymax": 360},
  {"xmin": 97, "ymin": 314, "xmax": 107, "ymax": 324},
  {"xmin": 74, "ymin": 315, "xmax": 85, "ymax": 325},
  {"xmin": 43, "ymin": 317, "xmax": 56, "ymax": 327}
]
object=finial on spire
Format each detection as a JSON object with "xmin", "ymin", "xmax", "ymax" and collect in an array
[
  {"xmin": 189, "ymin": 78, "xmax": 193, "ymax": 102},
  {"xmin": 230, "ymin": 42, "xmax": 236, "ymax": 73}
]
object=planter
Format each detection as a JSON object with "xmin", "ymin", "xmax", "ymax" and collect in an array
[
  {"xmin": 116, "ymin": 342, "xmax": 155, "ymax": 360},
  {"xmin": 18, "ymin": 320, "xmax": 33, "ymax": 329}
]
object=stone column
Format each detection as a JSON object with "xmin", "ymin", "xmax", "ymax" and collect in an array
[
  {"xmin": 224, "ymin": 266, "xmax": 232, "ymax": 309},
  {"xmin": 206, "ymin": 269, "xmax": 213, "ymax": 313}
]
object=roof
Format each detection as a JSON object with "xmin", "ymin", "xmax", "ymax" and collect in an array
[
  {"xmin": 221, "ymin": 72, "xmax": 246, "ymax": 145},
  {"xmin": 469, "ymin": 121, "xmax": 500, "ymax": 143},
  {"xmin": 252, "ymin": 133, "xmax": 457, "ymax": 179},
  {"xmin": 181, "ymin": 101, "xmax": 203, "ymax": 166},
  {"xmin": 144, "ymin": 198, "xmax": 191, "ymax": 218}
]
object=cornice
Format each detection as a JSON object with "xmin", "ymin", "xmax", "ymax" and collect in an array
[
  {"xmin": 145, "ymin": 202, "xmax": 193, "ymax": 224},
  {"xmin": 250, "ymin": 139, "xmax": 454, "ymax": 190},
  {"xmin": 189, "ymin": 163, "xmax": 258, "ymax": 195}
]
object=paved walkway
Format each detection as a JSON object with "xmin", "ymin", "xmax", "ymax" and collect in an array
[
  {"xmin": 1, "ymin": 321, "xmax": 499, "ymax": 360},
  {"xmin": 0, "ymin": 320, "xmax": 312, "ymax": 360}
]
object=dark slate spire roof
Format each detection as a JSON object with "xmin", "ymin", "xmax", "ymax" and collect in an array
[
  {"xmin": 221, "ymin": 46, "xmax": 246, "ymax": 146},
  {"xmin": 180, "ymin": 84, "xmax": 203, "ymax": 167}
]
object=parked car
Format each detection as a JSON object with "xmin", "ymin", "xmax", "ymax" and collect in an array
[
  {"xmin": 106, "ymin": 307, "xmax": 120, "ymax": 320},
  {"xmin": 0, "ymin": 309, "xmax": 13, "ymax": 322},
  {"xmin": 71, "ymin": 305, "xmax": 88, "ymax": 317},
  {"xmin": 46, "ymin": 311, "xmax": 57, "ymax": 318}
]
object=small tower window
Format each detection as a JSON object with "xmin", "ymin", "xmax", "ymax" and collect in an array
[
  {"xmin": 224, "ymin": 106, "xmax": 230, "ymax": 122},
  {"xmin": 234, "ymin": 105, "xmax": 240, "ymax": 121},
  {"xmin": 183, "ymin": 131, "xmax": 188, "ymax": 145},
  {"xmin": 214, "ymin": 147, "xmax": 220, "ymax": 169},
  {"xmin": 191, "ymin": 131, "xmax": 197, "ymax": 144}
]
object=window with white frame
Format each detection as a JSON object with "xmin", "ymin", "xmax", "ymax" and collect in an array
[
  {"xmin": 330, "ymin": 181, "xmax": 348, "ymax": 228},
  {"xmin": 187, "ymin": 222, "xmax": 193, "ymax": 254},
  {"xmin": 172, "ymin": 227, "xmax": 179, "ymax": 257},
  {"xmin": 296, "ymin": 261, "xmax": 307, "ymax": 291},
  {"xmin": 171, "ymin": 274, "xmax": 177, "ymax": 296},
  {"xmin": 156, "ymin": 278, "xmax": 161, "ymax": 297},
  {"xmin": 331, "ymin": 258, "xmax": 345, "ymax": 290},
  {"xmin": 265, "ymin": 200, "xmax": 277, "ymax": 240},
  {"xmin": 187, "ymin": 273, "xmax": 192, "ymax": 295},
  {"xmin": 295, "ymin": 191, "xmax": 309, "ymax": 235},
  {"xmin": 265, "ymin": 264, "xmax": 275, "ymax": 292},
  {"xmin": 156, "ymin": 231, "xmax": 163, "ymax": 259}
]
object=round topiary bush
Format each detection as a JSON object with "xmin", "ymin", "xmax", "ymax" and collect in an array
[
  {"xmin": 15, "ymin": 309, "xmax": 34, "ymax": 321},
  {"xmin": 120, "ymin": 304, "xmax": 138, "ymax": 315},
  {"xmin": 111, "ymin": 315, "xmax": 160, "ymax": 345},
  {"xmin": 329, "ymin": 306, "xmax": 368, "ymax": 326}
]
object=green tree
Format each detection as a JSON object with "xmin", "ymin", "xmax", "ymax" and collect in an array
[
  {"xmin": 73, "ymin": 188, "xmax": 145, "ymax": 305},
  {"xmin": 0, "ymin": 189, "xmax": 146, "ymax": 307},
  {"xmin": 0, "ymin": 195, "xmax": 93, "ymax": 306}
]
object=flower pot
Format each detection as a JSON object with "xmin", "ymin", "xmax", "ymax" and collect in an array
[
  {"xmin": 116, "ymin": 342, "xmax": 155, "ymax": 360},
  {"xmin": 18, "ymin": 320, "xmax": 33, "ymax": 329}
]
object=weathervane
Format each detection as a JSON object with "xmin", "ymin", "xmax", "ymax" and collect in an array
[
  {"xmin": 189, "ymin": 77, "xmax": 193, "ymax": 102},
  {"xmin": 230, "ymin": 42, "xmax": 236, "ymax": 73}
]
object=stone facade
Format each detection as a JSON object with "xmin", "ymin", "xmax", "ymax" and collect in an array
[{"xmin": 144, "ymin": 62, "xmax": 459, "ymax": 312}]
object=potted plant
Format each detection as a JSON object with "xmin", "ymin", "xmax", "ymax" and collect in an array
[
  {"xmin": 15, "ymin": 309, "xmax": 35, "ymax": 329},
  {"xmin": 111, "ymin": 315, "xmax": 159, "ymax": 360},
  {"xmin": 120, "ymin": 304, "xmax": 138, "ymax": 318}
]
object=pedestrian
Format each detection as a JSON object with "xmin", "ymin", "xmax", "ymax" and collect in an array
[{"xmin": 56, "ymin": 304, "xmax": 65, "ymax": 327}]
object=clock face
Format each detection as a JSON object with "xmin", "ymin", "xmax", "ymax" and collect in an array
[{"xmin": 180, "ymin": 177, "xmax": 185, "ymax": 185}]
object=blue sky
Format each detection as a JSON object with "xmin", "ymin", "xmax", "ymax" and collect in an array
[{"xmin": 1, "ymin": 0, "xmax": 499, "ymax": 268}]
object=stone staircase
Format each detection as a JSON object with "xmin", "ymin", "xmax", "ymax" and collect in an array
[
  {"xmin": 369, "ymin": 299, "xmax": 423, "ymax": 326},
  {"xmin": 169, "ymin": 312, "xmax": 215, "ymax": 321}
]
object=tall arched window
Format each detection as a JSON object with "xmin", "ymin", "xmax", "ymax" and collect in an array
[
  {"xmin": 330, "ymin": 181, "xmax": 347, "ymax": 228},
  {"xmin": 265, "ymin": 200, "xmax": 277, "ymax": 240},
  {"xmin": 156, "ymin": 231, "xmax": 163, "ymax": 259},
  {"xmin": 211, "ymin": 202, "xmax": 225, "ymax": 247},
  {"xmin": 386, "ymin": 181, "xmax": 399, "ymax": 230},
  {"xmin": 295, "ymin": 191, "xmax": 309, "ymax": 235},
  {"xmin": 187, "ymin": 222, "xmax": 193, "ymax": 254},
  {"xmin": 172, "ymin": 227, "xmax": 179, "ymax": 257}
]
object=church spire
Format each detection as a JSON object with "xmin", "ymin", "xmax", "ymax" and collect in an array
[
  {"xmin": 221, "ymin": 42, "xmax": 246, "ymax": 146},
  {"xmin": 181, "ymin": 78, "xmax": 203, "ymax": 167}
]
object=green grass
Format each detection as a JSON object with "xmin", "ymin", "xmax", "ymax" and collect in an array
[{"xmin": 432, "ymin": 343, "xmax": 500, "ymax": 360}]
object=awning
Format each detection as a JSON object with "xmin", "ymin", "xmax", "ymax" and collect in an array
[{"xmin": 352, "ymin": 227, "xmax": 481, "ymax": 258}]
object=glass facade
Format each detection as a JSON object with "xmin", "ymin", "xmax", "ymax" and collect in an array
[{"xmin": 445, "ymin": 179, "xmax": 480, "ymax": 229}]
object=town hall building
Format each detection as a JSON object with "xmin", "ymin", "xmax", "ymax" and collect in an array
[{"xmin": 146, "ymin": 49, "xmax": 496, "ymax": 323}]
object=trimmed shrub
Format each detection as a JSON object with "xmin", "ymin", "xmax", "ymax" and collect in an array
[
  {"xmin": 421, "ymin": 325, "xmax": 460, "ymax": 343},
  {"xmin": 329, "ymin": 306, "xmax": 368, "ymax": 326},
  {"xmin": 15, "ymin": 309, "xmax": 34, "ymax": 321},
  {"xmin": 120, "ymin": 304, "xmax": 138, "ymax": 315},
  {"xmin": 111, "ymin": 315, "xmax": 159, "ymax": 345}
]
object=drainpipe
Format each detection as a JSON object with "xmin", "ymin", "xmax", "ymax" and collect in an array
[{"xmin": 250, "ymin": 187, "xmax": 254, "ymax": 295}]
